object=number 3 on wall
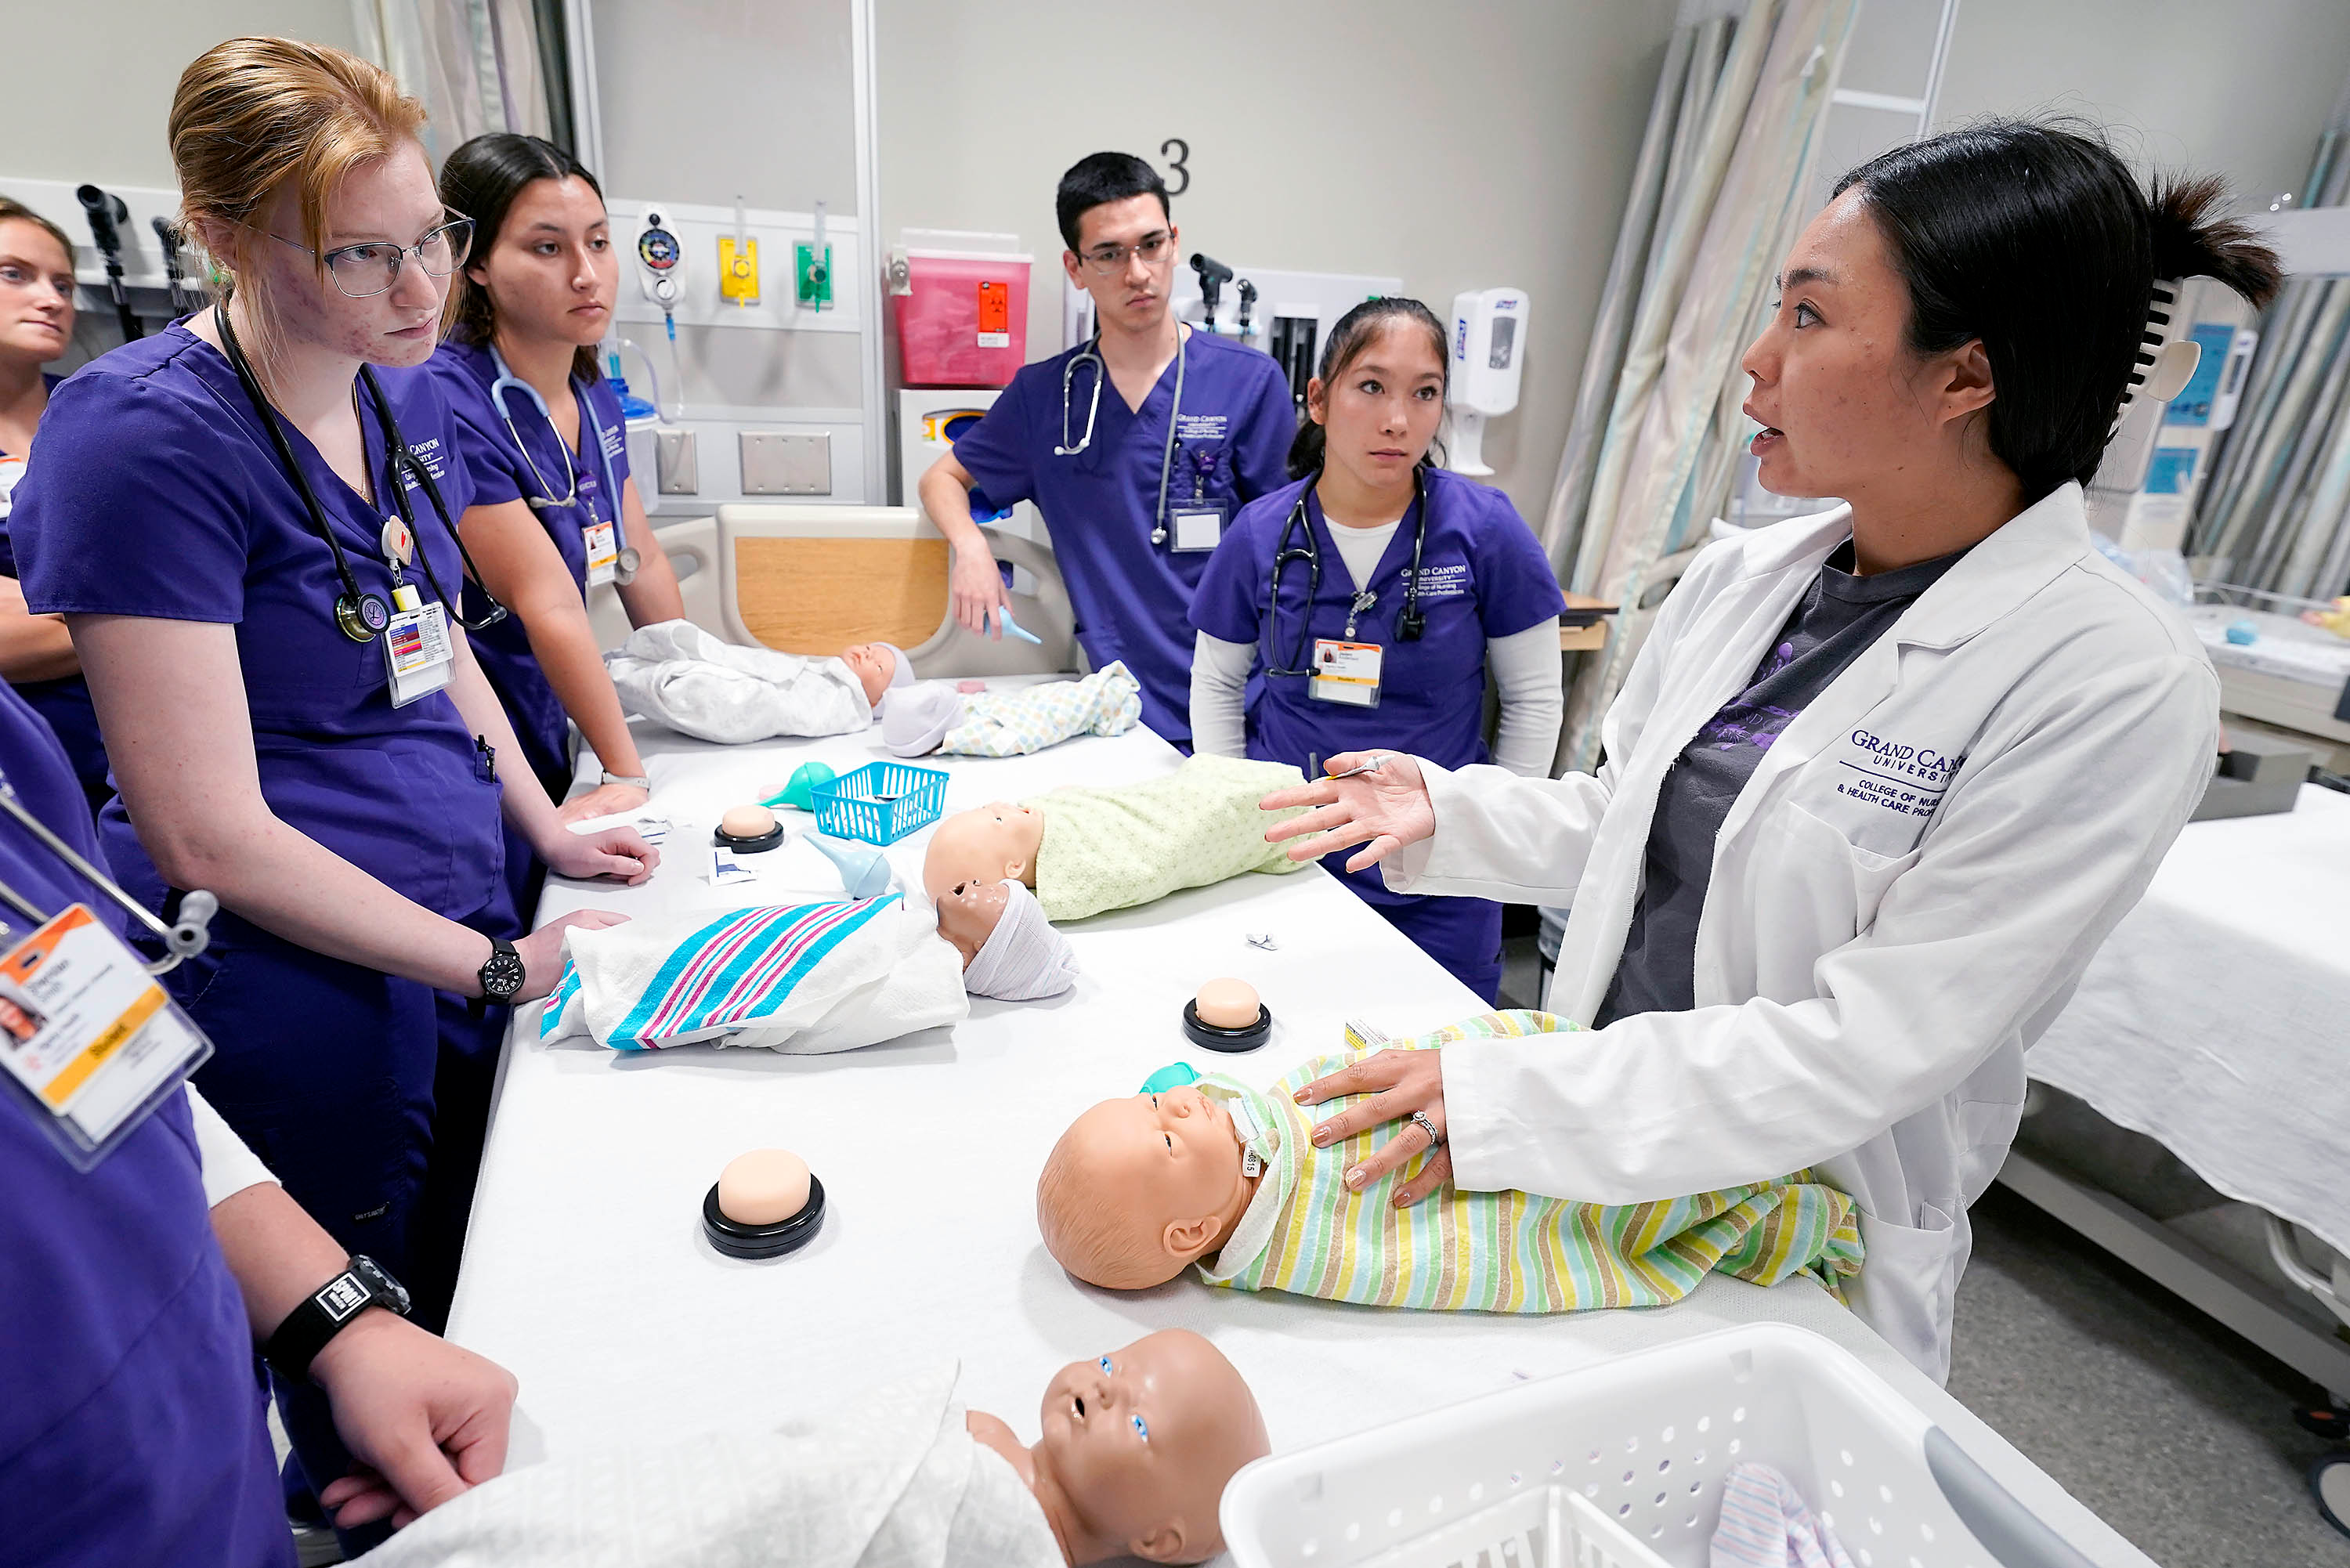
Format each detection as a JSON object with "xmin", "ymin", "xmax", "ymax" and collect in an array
[{"xmin": 1161, "ymin": 138, "xmax": 1191, "ymax": 197}]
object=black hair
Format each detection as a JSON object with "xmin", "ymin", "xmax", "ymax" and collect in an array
[
  {"xmin": 439, "ymin": 132, "xmax": 607, "ymax": 383},
  {"xmin": 1832, "ymin": 118, "xmax": 2280, "ymax": 504},
  {"xmin": 1287, "ymin": 296, "xmax": 1451, "ymax": 480},
  {"xmin": 1054, "ymin": 152, "xmax": 1170, "ymax": 253}
]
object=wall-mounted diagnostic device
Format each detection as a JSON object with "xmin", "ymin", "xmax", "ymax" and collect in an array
[
  {"xmin": 634, "ymin": 204, "xmax": 687, "ymax": 425},
  {"xmin": 1446, "ymin": 287, "xmax": 1529, "ymax": 478}
]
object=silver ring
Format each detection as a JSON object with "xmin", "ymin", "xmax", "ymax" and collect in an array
[{"xmin": 1410, "ymin": 1109, "xmax": 1444, "ymax": 1151}]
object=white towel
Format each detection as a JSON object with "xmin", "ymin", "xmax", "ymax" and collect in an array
[
  {"xmin": 1709, "ymin": 1461, "xmax": 1856, "ymax": 1568},
  {"xmin": 352, "ymin": 1366, "xmax": 1062, "ymax": 1568},
  {"xmin": 540, "ymin": 895, "xmax": 967, "ymax": 1053},
  {"xmin": 605, "ymin": 620, "xmax": 872, "ymax": 744}
]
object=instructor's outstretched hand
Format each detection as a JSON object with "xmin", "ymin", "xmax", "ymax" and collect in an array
[{"xmin": 1259, "ymin": 751, "xmax": 1435, "ymax": 873}]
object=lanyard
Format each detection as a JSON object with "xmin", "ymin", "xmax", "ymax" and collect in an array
[{"xmin": 215, "ymin": 305, "xmax": 508, "ymax": 644}]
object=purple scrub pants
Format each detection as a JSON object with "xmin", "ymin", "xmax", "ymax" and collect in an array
[{"xmin": 1336, "ymin": 859, "xmax": 1505, "ymax": 1004}]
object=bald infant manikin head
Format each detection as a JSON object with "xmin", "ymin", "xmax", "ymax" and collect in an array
[
  {"xmin": 840, "ymin": 641, "xmax": 912, "ymax": 709},
  {"xmin": 923, "ymin": 800, "xmax": 1047, "ymax": 903},
  {"xmin": 965, "ymin": 1328, "xmax": 1271, "ymax": 1564},
  {"xmin": 1036, "ymin": 1085, "xmax": 1258, "ymax": 1290}
]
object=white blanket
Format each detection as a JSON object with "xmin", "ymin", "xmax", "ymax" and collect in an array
[
  {"xmin": 352, "ymin": 1367, "xmax": 1061, "ymax": 1568},
  {"xmin": 606, "ymin": 620, "xmax": 873, "ymax": 744},
  {"xmin": 541, "ymin": 895, "xmax": 967, "ymax": 1053}
]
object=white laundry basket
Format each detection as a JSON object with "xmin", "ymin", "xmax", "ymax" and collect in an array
[{"xmin": 1220, "ymin": 1324, "xmax": 2100, "ymax": 1568}]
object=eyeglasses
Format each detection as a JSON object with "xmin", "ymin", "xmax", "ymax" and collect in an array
[
  {"xmin": 266, "ymin": 214, "xmax": 475, "ymax": 298},
  {"xmin": 1077, "ymin": 231, "xmax": 1174, "ymax": 277}
]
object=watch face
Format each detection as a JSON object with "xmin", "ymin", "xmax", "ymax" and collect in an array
[
  {"xmin": 350, "ymin": 1255, "xmax": 412, "ymax": 1315},
  {"xmin": 482, "ymin": 945, "xmax": 527, "ymax": 1000}
]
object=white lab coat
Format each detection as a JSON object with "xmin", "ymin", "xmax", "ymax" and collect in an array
[{"xmin": 1381, "ymin": 484, "xmax": 2216, "ymax": 1379}]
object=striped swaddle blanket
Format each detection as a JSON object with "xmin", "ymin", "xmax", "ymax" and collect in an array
[
  {"xmin": 1196, "ymin": 1010, "xmax": 1864, "ymax": 1312},
  {"xmin": 539, "ymin": 894, "xmax": 967, "ymax": 1054}
]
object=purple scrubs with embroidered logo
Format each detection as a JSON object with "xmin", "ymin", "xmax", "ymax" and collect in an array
[
  {"xmin": 0, "ymin": 371, "xmax": 109, "ymax": 815},
  {"xmin": 0, "ymin": 676, "xmax": 291, "ymax": 1568},
  {"xmin": 1191, "ymin": 467, "xmax": 1563, "ymax": 999},
  {"xmin": 950, "ymin": 329, "xmax": 1293, "ymax": 747},
  {"xmin": 424, "ymin": 338, "xmax": 631, "ymax": 802},
  {"xmin": 9, "ymin": 324, "xmax": 507, "ymax": 1322}
]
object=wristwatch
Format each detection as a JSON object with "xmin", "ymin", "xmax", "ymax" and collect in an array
[
  {"xmin": 478, "ymin": 935, "xmax": 526, "ymax": 1003},
  {"xmin": 264, "ymin": 1255, "xmax": 412, "ymax": 1384},
  {"xmin": 602, "ymin": 771, "xmax": 651, "ymax": 790}
]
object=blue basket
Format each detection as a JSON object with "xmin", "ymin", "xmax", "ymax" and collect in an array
[{"xmin": 809, "ymin": 761, "xmax": 949, "ymax": 846}]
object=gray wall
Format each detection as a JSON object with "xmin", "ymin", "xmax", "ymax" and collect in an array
[
  {"xmin": 3, "ymin": 0, "xmax": 357, "ymax": 186},
  {"xmin": 1932, "ymin": 0, "xmax": 2350, "ymax": 200},
  {"xmin": 873, "ymin": 0, "xmax": 1683, "ymax": 520}
]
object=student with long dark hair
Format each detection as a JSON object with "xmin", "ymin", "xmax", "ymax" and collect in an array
[
  {"xmin": 426, "ymin": 133, "xmax": 684, "ymax": 833},
  {"xmin": 1260, "ymin": 121, "xmax": 2280, "ymax": 1379},
  {"xmin": 1189, "ymin": 298, "xmax": 1563, "ymax": 1000}
]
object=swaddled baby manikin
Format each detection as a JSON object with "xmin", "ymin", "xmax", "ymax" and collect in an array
[
  {"xmin": 351, "ymin": 1328, "xmax": 1270, "ymax": 1568},
  {"xmin": 541, "ymin": 878, "xmax": 1079, "ymax": 1053},
  {"xmin": 881, "ymin": 661, "xmax": 1143, "ymax": 759},
  {"xmin": 1036, "ymin": 1011, "xmax": 1865, "ymax": 1310},
  {"xmin": 604, "ymin": 618, "xmax": 916, "ymax": 744},
  {"xmin": 922, "ymin": 753, "xmax": 1311, "ymax": 920}
]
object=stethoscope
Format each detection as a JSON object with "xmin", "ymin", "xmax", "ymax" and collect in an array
[
  {"xmin": 1262, "ymin": 469, "xmax": 1428, "ymax": 680},
  {"xmin": 1055, "ymin": 327, "xmax": 1189, "ymax": 547},
  {"xmin": 216, "ymin": 305, "xmax": 507, "ymax": 645},
  {"xmin": 0, "ymin": 770, "xmax": 215, "ymax": 974},
  {"xmin": 488, "ymin": 344, "xmax": 640, "ymax": 581}
]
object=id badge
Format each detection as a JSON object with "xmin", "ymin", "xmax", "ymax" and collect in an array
[
  {"xmin": 583, "ymin": 518, "xmax": 620, "ymax": 587},
  {"xmin": 0, "ymin": 455, "xmax": 24, "ymax": 521},
  {"xmin": 0, "ymin": 905, "xmax": 212, "ymax": 1170},
  {"xmin": 1170, "ymin": 501, "xmax": 1227, "ymax": 553},
  {"xmin": 385, "ymin": 601, "xmax": 455, "ymax": 708},
  {"xmin": 1310, "ymin": 639, "xmax": 1383, "ymax": 707}
]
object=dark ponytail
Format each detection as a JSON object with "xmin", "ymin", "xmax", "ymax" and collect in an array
[
  {"xmin": 1835, "ymin": 120, "xmax": 2280, "ymax": 503},
  {"xmin": 1287, "ymin": 295, "xmax": 1452, "ymax": 480},
  {"xmin": 439, "ymin": 132, "xmax": 607, "ymax": 383}
]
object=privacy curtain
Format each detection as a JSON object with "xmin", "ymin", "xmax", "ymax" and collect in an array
[
  {"xmin": 1540, "ymin": 0, "xmax": 1859, "ymax": 773},
  {"xmin": 2190, "ymin": 79, "xmax": 2350, "ymax": 602},
  {"xmin": 350, "ymin": 0, "xmax": 561, "ymax": 164}
]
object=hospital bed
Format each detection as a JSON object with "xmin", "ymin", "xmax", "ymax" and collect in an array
[
  {"xmin": 2007, "ymin": 782, "xmax": 2350, "ymax": 1527},
  {"xmin": 439, "ymin": 715, "xmax": 2157, "ymax": 1568},
  {"xmin": 586, "ymin": 504, "xmax": 1078, "ymax": 676}
]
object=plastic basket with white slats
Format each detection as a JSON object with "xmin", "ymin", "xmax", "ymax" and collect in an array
[{"xmin": 1221, "ymin": 1324, "xmax": 2101, "ymax": 1568}]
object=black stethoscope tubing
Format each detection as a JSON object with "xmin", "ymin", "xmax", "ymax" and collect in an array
[
  {"xmin": 215, "ymin": 304, "xmax": 507, "ymax": 645},
  {"xmin": 1262, "ymin": 468, "xmax": 1428, "ymax": 679}
]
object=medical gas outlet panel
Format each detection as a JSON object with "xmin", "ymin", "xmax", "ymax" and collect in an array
[{"xmin": 609, "ymin": 197, "xmax": 870, "ymax": 513}]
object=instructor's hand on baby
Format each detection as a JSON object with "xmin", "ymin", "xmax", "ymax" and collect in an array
[
  {"xmin": 544, "ymin": 824, "xmax": 660, "ymax": 885},
  {"xmin": 949, "ymin": 544, "xmax": 1010, "ymax": 638},
  {"xmin": 514, "ymin": 910, "xmax": 628, "ymax": 1003},
  {"xmin": 1258, "ymin": 751, "xmax": 1436, "ymax": 873},
  {"xmin": 1294, "ymin": 1047, "xmax": 1452, "ymax": 1207}
]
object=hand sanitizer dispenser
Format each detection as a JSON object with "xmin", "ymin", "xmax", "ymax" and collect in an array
[{"xmin": 1446, "ymin": 287, "xmax": 1528, "ymax": 477}]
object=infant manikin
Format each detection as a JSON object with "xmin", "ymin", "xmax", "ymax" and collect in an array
[
  {"xmin": 881, "ymin": 661, "xmax": 1143, "ymax": 759},
  {"xmin": 541, "ymin": 877, "xmax": 1078, "ymax": 1054},
  {"xmin": 1036, "ymin": 1011, "xmax": 1865, "ymax": 1311},
  {"xmin": 922, "ymin": 753, "xmax": 1311, "ymax": 921},
  {"xmin": 354, "ymin": 1328, "xmax": 1270, "ymax": 1568},
  {"xmin": 605, "ymin": 619, "xmax": 914, "ymax": 744}
]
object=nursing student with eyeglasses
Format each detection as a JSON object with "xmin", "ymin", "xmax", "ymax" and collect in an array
[
  {"xmin": 917, "ymin": 151, "xmax": 1296, "ymax": 748},
  {"xmin": 7, "ymin": 38, "xmax": 654, "ymax": 1546}
]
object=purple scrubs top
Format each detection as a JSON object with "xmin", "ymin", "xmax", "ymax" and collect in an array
[
  {"xmin": 424, "ymin": 338, "xmax": 631, "ymax": 794},
  {"xmin": 0, "ymin": 678, "xmax": 291, "ymax": 1568},
  {"xmin": 0, "ymin": 372, "xmax": 107, "ymax": 811},
  {"xmin": 950, "ymin": 328, "xmax": 1294, "ymax": 746},
  {"xmin": 1190, "ymin": 466, "xmax": 1563, "ymax": 772},
  {"xmin": 8, "ymin": 324, "xmax": 504, "ymax": 922}
]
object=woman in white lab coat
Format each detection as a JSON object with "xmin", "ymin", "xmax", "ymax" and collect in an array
[{"xmin": 1260, "ymin": 121, "xmax": 2279, "ymax": 1379}]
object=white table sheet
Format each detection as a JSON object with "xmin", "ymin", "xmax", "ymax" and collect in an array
[
  {"xmin": 447, "ymin": 714, "xmax": 2149, "ymax": 1568},
  {"xmin": 2030, "ymin": 784, "xmax": 2350, "ymax": 1254}
]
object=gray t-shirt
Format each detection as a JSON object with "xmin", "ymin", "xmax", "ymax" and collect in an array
[{"xmin": 1595, "ymin": 541, "xmax": 1967, "ymax": 1026}]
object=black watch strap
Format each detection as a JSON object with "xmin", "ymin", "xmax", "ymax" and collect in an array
[
  {"xmin": 263, "ymin": 1255, "xmax": 412, "ymax": 1385},
  {"xmin": 479, "ymin": 934, "xmax": 526, "ymax": 1003}
]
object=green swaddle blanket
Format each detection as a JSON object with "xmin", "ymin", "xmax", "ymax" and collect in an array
[{"xmin": 1028, "ymin": 753, "xmax": 1309, "ymax": 922}]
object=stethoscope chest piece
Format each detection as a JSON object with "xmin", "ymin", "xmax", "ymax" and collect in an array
[{"xmin": 335, "ymin": 591, "xmax": 391, "ymax": 644}]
